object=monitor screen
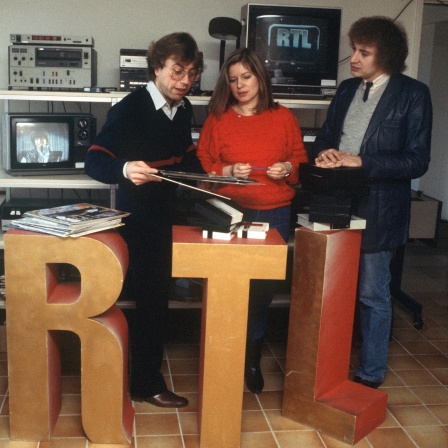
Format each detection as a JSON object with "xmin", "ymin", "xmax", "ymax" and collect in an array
[
  {"xmin": 2, "ymin": 113, "xmax": 96, "ymax": 175},
  {"xmin": 15, "ymin": 122, "xmax": 69, "ymax": 165},
  {"xmin": 242, "ymin": 4, "xmax": 341, "ymax": 93}
]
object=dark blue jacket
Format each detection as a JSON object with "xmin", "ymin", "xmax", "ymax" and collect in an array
[{"xmin": 313, "ymin": 74, "xmax": 432, "ymax": 252}]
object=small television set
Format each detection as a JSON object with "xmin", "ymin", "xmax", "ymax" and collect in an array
[
  {"xmin": 2, "ymin": 113, "xmax": 96, "ymax": 176},
  {"xmin": 241, "ymin": 3, "xmax": 341, "ymax": 97}
]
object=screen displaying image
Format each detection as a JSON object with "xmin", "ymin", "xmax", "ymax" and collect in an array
[
  {"xmin": 255, "ymin": 15, "xmax": 332, "ymax": 84},
  {"xmin": 15, "ymin": 122, "xmax": 69, "ymax": 164},
  {"xmin": 243, "ymin": 5, "xmax": 341, "ymax": 91}
]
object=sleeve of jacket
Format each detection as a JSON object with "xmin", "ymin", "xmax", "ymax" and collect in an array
[
  {"xmin": 362, "ymin": 81, "xmax": 433, "ymax": 180},
  {"xmin": 85, "ymin": 146, "xmax": 126, "ymax": 184},
  {"xmin": 312, "ymin": 103, "xmax": 338, "ymax": 158}
]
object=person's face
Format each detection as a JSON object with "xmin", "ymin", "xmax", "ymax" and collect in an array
[
  {"xmin": 34, "ymin": 137, "xmax": 47, "ymax": 149},
  {"xmin": 154, "ymin": 57, "xmax": 196, "ymax": 105},
  {"xmin": 228, "ymin": 62, "xmax": 260, "ymax": 108},
  {"xmin": 350, "ymin": 43, "xmax": 384, "ymax": 81}
]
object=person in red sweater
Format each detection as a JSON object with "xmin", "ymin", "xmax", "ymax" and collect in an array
[{"xmin": 197, "ymin": 48, "xmax": 308, "ymax": 393}]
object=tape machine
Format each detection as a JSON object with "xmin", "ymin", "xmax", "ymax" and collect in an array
[{"xmin": 8, "ymin": 33, "xmax": 97, "ymax": 90}]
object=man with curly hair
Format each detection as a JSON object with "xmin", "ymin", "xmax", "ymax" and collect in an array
[{"xmin": 312, "ymin": 16, "xmax": 432, "ymax": 388}]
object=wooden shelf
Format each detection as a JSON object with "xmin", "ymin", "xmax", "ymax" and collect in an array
[
  {"xmin": 0, "ymin": 166, "xmax": 114, "ymax": 190},
  {"xmin": 0, "ymin": 89, "xmax": 127, "ymax": 104},
  {"xmin": 0, "ymin": 89, "xmax": 330, "ymax": 109}
]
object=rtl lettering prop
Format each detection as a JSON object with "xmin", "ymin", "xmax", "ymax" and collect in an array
[{"xmin": 5, "ymin": 229, "xmax": 134, "ymax": 444}]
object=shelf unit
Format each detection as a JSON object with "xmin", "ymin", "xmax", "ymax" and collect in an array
[
  {"xmin": 0, "ymin": 89, "xmax": 331, "ymax": 108},
  {"xmin": 0, "ymin": 89, "xmax": 330, "ymax": 109},
  {"xmin": 0, "ymin": 90, "xmax": 131, "ymax": 249},
  {"xmin": 0, "ymin": 166, "xmax": 114, "ymax": 195}
]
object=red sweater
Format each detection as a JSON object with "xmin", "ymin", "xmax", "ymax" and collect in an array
[{"xmin": 197, "ymin": 105, "xmax": 308, "ymax": 209}]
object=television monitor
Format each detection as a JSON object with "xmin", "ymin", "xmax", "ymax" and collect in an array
[
  {"xmin": 2, "ymin": 113, "xmax": 96, "ymax": 176},
  {"xmin": 241, "ymin": 3, "xmax": 341, "ymax": 97}
]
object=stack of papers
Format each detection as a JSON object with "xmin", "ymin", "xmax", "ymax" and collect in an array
[{"xmin": 8, "ymin": 202, "xmax": 130, "ymax": 237}]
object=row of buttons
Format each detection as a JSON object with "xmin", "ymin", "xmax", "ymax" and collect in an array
[{"xmin": 10, "ymin": 71, "xmax": 79, "ymax": 85}]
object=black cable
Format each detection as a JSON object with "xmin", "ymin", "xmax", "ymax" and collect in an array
[{"xmin": 393, "ymin": 0, "xmax": 415, "ymax": 21}]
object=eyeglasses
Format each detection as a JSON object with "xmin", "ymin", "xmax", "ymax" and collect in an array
[{"xmin": 164, "ymin": 65, "xmax": 199, "ymax": 82}]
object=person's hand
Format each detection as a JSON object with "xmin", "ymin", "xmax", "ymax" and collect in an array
[
  {"xmin": 315, "ymin": 150, "xmax": 362, "ymax": 169},
  {"xmin": 315, "ymin": 148, "xmax": 343, "ymax": 166},
  {"xmin": 266, "ymin": 162, "xmax": 292, "ymax": 180},
  {"xmin": 126, "ymin": 161, "xmax": 162, "ymax": 185},
  {"xmin": 337, "ymin": 153, "xmax": 363, "ymax": 167},
  {"xmin": 315, "ymin": 158, "xmax": 343, "ymax": 168},
  {"xmin": 198, "ymin": 171, "xmax": 219, "ymax": 192},
  {"xmin": 229, "ymin": 163, "xmax": 252, "ymax": 179}
]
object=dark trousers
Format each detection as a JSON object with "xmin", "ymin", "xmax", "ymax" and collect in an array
[{"xmin": 121, "ymin": 218, "xmax": 173, "ymax": 397}]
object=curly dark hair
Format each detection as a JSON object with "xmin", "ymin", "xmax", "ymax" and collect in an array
[
  {"xmin": 348, "ymin": 16, "xmax": 408, "ymax": 75},
  {"xmin": 208, "ymin": 48, "xmax": 278, "ymax": 117},
  {"xmin": 146, "ymin": 32, "xmax": 204, "ymax": 81}
]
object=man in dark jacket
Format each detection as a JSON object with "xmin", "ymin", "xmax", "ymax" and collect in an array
[
  {"xmin": 85, "ymin": 32, "xmax": 203, "ymax": 408},
  {"xmin": 312, "ymin": 16, "xmax": 432, "ymax": 388}
]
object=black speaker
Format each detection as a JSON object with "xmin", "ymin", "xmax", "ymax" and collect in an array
[
  {"xmin": 208, "ymin": 17, "xmax": 242, "ymax": 69},
  {"xmin": 73, "ymin": 114, "xmax": 96, "ymax": 164}
]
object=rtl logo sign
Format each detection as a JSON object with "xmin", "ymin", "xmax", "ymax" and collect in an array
[{"xmin": 268, "ymin": 25, "xmax": 320, "ymax": 50}]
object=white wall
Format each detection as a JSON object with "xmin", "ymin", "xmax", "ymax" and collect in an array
[
  {"xmin": 0, "ymin": 0, "xmax": 424, "ymax": 90},
  {"xmin": 418, "ymin": 4, "xmax": 448, "ymax": 220},
  {"xmin": 0, "ymin": 1, "xmax": 426, "ymax": 139}
]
